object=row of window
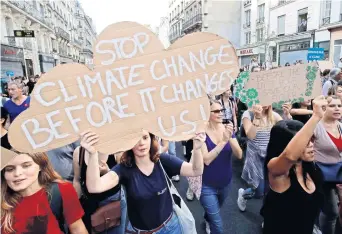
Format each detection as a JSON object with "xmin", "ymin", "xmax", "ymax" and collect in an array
[{"xmin": 244, "ymin": 4, "xmax": 265, "ymax": 26}]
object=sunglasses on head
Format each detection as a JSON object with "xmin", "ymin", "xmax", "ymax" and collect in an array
[{"xmin": 211, "ymin": 109, "xmax": 225, "ymax": 114}]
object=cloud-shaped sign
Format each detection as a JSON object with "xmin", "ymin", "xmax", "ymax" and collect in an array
[{"xmin": 8, "ymin": 22, "xmax": 239, "ymax": 154}]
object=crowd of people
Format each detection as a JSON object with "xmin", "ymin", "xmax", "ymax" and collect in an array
[{"xmin": 1, "ymin": 64, "xmax": 342, "ymax": 234}]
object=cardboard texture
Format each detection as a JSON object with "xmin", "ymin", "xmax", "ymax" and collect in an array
[
  {"xmin": 235, "ymin": 63, "xmax": 321, "ymax": 108},
  {"xmin": 1, "ymin": 147, "xmax": 17, "ymax": 171},
  {"xmin": 8, "ymin": 21, "xmax": 239, "ymax": 154},
  {"xmin": 317, "ymin": 61, "xmax": 334, "ymax": 71}
]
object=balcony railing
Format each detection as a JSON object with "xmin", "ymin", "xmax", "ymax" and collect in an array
[
  {"xmin": 75, "ymin": 12, "xmax": 84, "ymax": 18},
  {"xmin": 256, "ymin": 17, "xmax": 265, "ymax": 25},
  {"xmin": 55, "ymin": 27, "xmax": 70, "ymax": 41},
  {"xmin": 82, "ymin": 48, "xmax": 93, "ymax": 54},
  {"xmin": 183, "ymin": 14, "xmax": 202, "ymax": 32},
  {"xmin": 244, "ymin": 0, "xmax": 251, "ymax": 7},
  {"xmin": 243, "ymin": 23, "xmax": 251, "ymax": 28},
  {"xmin": 321, "ymin": 17, "xmax": 330, "ymax": 26},
  {"xmin": 7, "ymin": 37, "xmax": 16, "ymax": 46},
  {"xmin": 169, "ymin": 31, "xmax": 181, "ymax": 42},
  {"xmin": 73, "ymin": 38, "xmax": 82, "ymax": 47},
  {"xmin": 278, "ymin": 0, "xmax": 288, "ymax": 6},
  {"xmin": 7, "ymin": 1, "xmax": 53, "ymax": 29}
]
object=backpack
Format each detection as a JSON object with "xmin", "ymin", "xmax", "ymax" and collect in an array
[{"xmin": 47, "ymin": 182, "xmax": 68, "ymax": 233}]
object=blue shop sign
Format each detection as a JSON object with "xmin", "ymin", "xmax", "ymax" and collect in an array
[
  {"xmin": 6, "ymin": 71, "xmax": 14, "ymax": 76},
  {"xmin": 307, "ymin": 48, "xmax": 324, "ymax": 61}
]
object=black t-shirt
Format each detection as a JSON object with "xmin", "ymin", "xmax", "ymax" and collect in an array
[
  {"xmin": 1, "ymin": 133, "xmax": 11, "ymax": 150},
  {"xmin": 112, "ymin": 153, "xmax": 183, "ymax": 230},
  {"xmin": 292, "ymin": 103, "xmax": 312, "ymax": 124}
]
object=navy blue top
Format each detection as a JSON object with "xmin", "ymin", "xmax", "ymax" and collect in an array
[
  {"xmin": 3, "ymin": 97, "xmax": 30, "ymax": 122},
  {"xmin": 111, "ymin": 153, "xmax": 183, "ymax": 230},
  {"xmin": 202, "ymin": 134, "xmax": 235, "ymax": 188}
]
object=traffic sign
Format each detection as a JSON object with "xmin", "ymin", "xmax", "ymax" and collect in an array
[
  {"xmin": 307, "ymin": 48, "xmax": 324, "ymax": 61},
  {"xmin": 6, "ymin": 71, "xmax": 14, "ymax": 76},
  {"xmin": 14, "ymin": 30, "xmax": 35, "ymax": 38}
]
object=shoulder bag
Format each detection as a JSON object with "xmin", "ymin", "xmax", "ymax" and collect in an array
[
  {"xmin": 159, "ymin": 160, "xmax": 197, "ymax": 234},
  {"xmin": 315, "ymin": 125, "xmax": 342, "ymax": 184},
  {"xmin": 79, "ymin": 147, "xmax": 121, "ymax": 233}
]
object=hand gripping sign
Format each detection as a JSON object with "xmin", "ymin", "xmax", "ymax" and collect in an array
[{"xmin": 8, "ymin": 22, "xmax": 239, "ymax": 154}]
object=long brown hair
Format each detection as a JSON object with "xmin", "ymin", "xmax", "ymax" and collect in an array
[
  {"xmin": 120, "ymin": 133, "xmax": 160, "ymax": 167},
  {"xmin": 1, "ymin": 152, "xmax": 62, "ymax": 233}
]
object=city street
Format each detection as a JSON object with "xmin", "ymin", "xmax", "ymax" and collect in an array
[{"xmin": 174, "ymin": 142, "xmax": 263, "ymax": 234}]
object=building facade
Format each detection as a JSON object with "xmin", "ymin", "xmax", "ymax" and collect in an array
[
  {"xmin": 168, "ymin": 0, "xmax": 185, "ymax": 44},
  {"xmin": 168, "ymin": 0, "xmax": 241, "ymax": 49},
  {"xmin": 157, "ymin": 17, "xmax": 171, "ymax": 49},
  {"xmin": 267, "ymin": 0, "xmax": 342, "ymax": 67},
  {"xmin": 0, "ymin": 0, "xmax": 96, "ymax": 82},
  {"xmin": 238, "ymin": 0, "xmax": 271, "ymax": 67}
]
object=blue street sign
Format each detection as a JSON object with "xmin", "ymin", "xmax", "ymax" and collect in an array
[
  {"xmin": 6, "ymin": 71, "xmax": 14, "ymax": 76},
  {"xmin": 307, "ymin": 48, "xmax": 324, "ymax": 61}
]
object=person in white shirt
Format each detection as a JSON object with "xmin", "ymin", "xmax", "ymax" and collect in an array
[
  {"xmin": 338, "ymin": 57, "xmax": 342, "ymax": 69},
  {"xmin": 322, "ymin": 68, "xmax": 342, "ymax": 96}
]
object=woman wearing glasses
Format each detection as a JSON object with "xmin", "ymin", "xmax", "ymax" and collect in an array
[
  {"xmin": 200, "ymin": 99, "xmax": 242, "ymax": 234},
  {"xmin": 237, "ymin": 104, "xmax": 284, "ymax": 212}
]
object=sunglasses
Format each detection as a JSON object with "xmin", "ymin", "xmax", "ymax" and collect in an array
[{"xmin": 211, "ymin": 109, "xmax": 225, "ymax": 114}]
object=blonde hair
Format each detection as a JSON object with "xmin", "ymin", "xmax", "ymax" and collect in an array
[{"xmin": 1, "ymin": 152, "xmax": 62, "ymax": 233}]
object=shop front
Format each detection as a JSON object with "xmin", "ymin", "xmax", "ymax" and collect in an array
[
  {"xmin": 278, "ymin": 40, "xmax": 310, "ymax": 66},
  {"xmin": 0, "ymin": 44, "xmax": 25, "ymax": 94},
  {"xmin": 39, "ymin": 54, "xmax": 55, "ymax": 73},
  {"xmin": 237, "ymin": 48, "xmax": 258, "ymax": 67}
]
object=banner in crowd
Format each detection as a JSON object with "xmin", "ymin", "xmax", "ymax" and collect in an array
[
  {"xmin": 235, "ymin": 63, "xmax": 321, "ymax": 108},
  {"xmin": 8, "ymin": 21, "xmax": 239, "ymax": 154}
]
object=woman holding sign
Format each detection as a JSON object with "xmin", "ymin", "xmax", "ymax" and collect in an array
[
  {"xmin": 84, "ymin": 130, "xmax": 206, "ymax": 234},
  {"xmin": 261, "ymin": 96, "xmax": 327, "ymax": 234},
  {"xmin": 200, "ymin": 98, "xmax": 242, "ymax": 234},
  {"xmin": 1, "ymin": 151, "xmax": 87, "ymax": 234},
  {"xmin": 237, "ymin": 104, "xmax": 284, "ymax": 212},
  {"xmin": 313, "ymin": 95, "xmax": 342, "ymax": 234}
]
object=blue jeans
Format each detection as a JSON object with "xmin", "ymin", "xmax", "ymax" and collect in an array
[
  {"xmin": 98, "ymin": 188, "xmax": 127, "ymax": 234},
  {"xmin": 242, "ymin": 179, "xmax": 266, "ymax": 199},
  {"xmin": 125, "ymin": 212, "xmax": 182, "ymax": 234},
  {"xmin": 168, "ymin": 141, "xmax": 176, "ymax": 157},
  {"xmin": 200, "ymin": 184, "xmax": 230, "ymax": 234}
]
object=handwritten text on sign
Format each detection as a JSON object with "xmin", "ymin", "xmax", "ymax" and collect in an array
[
  {"xmin": 242, "ymin": 64, "xmax": 321, "ymax": 107},
  {"xmin": 8, "ymin": 22, "xmax": 239, "ymax": 154}
]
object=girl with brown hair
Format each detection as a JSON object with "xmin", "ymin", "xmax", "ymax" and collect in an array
[
  {"xmin": 84, "ymin": 129, "xmax": 205, "ymax": 234},
  {"xmin": 1, "ymin": 151, "xmax": 87, "ymax": 234}
]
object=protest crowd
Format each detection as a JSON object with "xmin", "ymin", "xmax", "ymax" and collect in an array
[{"xmin": 1, "ymin": 30, "xmax": 342, "ymax": 234}]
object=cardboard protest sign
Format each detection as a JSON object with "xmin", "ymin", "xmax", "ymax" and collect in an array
[
  {"xmin": 317, "ymin": 61, "xmax": 334, "ymax": 71},
  {"xmin": 234, "ymin": 63, "xmax": 321, "ymax": 109},
  {"xmin": 8, "ymin": 21, "xmax": 239, "ymax": 154},
  {"xmin": 1, "ymin": 147, "xmax": 18, "ymax": 170}
]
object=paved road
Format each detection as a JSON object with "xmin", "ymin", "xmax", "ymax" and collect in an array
[{"xmin": 173, "ymin": 142, "xmax": 263, "ymax": 234}]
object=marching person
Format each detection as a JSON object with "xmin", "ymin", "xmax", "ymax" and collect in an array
[
  {"xmin": 218, "ymin": 88, "xmax": 238, "ymax": 133},
  {"xmin": 323, "ymin": 68, "xmax": 342, "ymax": 96},
  {"xmin": 73, "ymin": 146, "xmax": 127, "ymax": 234},
  {"xmin": 200, "ymin": 99, "xmax": 242, "ymax": 234},
  {"xmin": 3, "ymin": 82, "xmax": 30, "ymax": 123},
  {"xmin": 84, "ymin": 129, "xmax": 206, "ymax": 234},
  {"xmin": 290, "ymin": 100, "xmax": 313, "ymax": 124},
  {"xmin": 1, "ymin": 107, "xmax": 11, "ymax": 150},
  {"xmin": 1, "ymin": 151, "xmax": 87, "ymax": 234},
  {"xmin": 237, "ymin": 104, "xmax": 284, "ymax": 212},
  {"xmin": 261, "ymin": 95, "xmax": 327, "ymax": 234},
  {"xmin": 313, "ymin": 95, "xmax": 342, "ymax": 234}
]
